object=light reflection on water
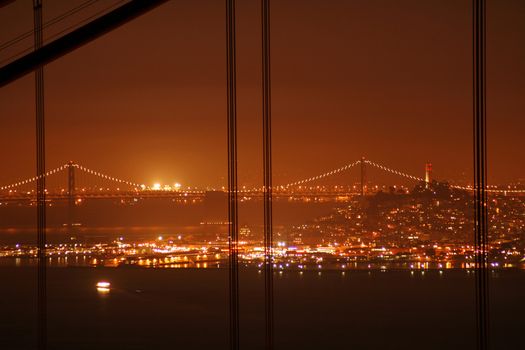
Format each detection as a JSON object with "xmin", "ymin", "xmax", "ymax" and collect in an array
[{"xmin": 1, "ymin": 256, "xmax": 524, "ymax": 272}]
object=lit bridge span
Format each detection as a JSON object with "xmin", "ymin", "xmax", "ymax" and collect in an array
[{"xmin": 0, "ymin": 158, "xmax": 523, "ymax": 203}]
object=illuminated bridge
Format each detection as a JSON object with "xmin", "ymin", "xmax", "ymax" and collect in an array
[{"xmin": 1, "ymin": 158, "xmax": 523, "ymax": 204}]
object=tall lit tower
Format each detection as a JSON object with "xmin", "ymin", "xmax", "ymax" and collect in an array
[
  {"xmin": 67, "ymin": 161, "xmax": 75, "ymax": 234},
  {"xmin": 425, "ymin": 163, "xmax": 432, "ymax": 188}
]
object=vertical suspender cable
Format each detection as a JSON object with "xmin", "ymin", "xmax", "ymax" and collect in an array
[
  {"xmin": 261, "ymin": 1, "xmax": 274, "ymax": 349},
  {"xmin": 226, "ymin": 0, "xmax": 239, "ymax": 349},
  {"xmin": 33, "ymin": 0, "xmax": 47, "ymax": 349},
  {"xmin": 473, "ymin": 0, "xmax": 489, "ymax": 349}
]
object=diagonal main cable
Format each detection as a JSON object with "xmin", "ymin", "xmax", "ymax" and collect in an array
[{"xmin": 0, "ymin": 0, "xmax": 99, "ymax": 52}]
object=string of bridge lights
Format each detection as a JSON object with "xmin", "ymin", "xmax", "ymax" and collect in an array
[
  {"xmin": 364, "ymin": 160, "xmax": 525, "ymax": 193},
  {"xmin": 364, "ymin": 160, "xmax": 425, "ymax": 182},
  {"xmin": 0, "ymin": 163, "xmax": 69, "ymax": 190},
  {"xmin": 0, "ymin": 163, "xmax": 144, "ymax": 191},
  {"xmin": 1, "ymin": 160, "xmax": 524, "ymax": 193},
  {"xmin": 280, "ymin": 160, "xmax": 362, "ymax": 189},
  {"xmin": 74, "ymin": 164, "xmax": 144, "ymax": 189},
  {"xmin": 238, "ymin": 160, "xmax": 361, "ymax": 193}
]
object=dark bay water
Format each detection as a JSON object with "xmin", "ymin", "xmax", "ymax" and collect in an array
[{"xmin": 0, "ymin": 268, "xmax": 523, "ymax": 349}]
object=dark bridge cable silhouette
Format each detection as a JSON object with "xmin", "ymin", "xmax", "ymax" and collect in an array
[
  {"xmin": 0, "ymin": 0, "xmax": 128, "ymax": 66},
  {"xmin": 473, "ymin": 0, "xmax": 489, "ymax": 349},
  {"xmin": 33, "ymin": 1, "xmax": 47, "ymax": 349},
  {"xmin": 226, "ymin": 0, "xmax": 240, "ymax": 349},
  {"xmin": 261, "ymin": 0, "xmax": 274, "ymax": 349},
  {"xmin": 0, "ymin": 0, "xmax": 170, "ymax": 87},
  {"xmin": 0, "ymin": 0, "xmax": 100, "ymax": 52}
]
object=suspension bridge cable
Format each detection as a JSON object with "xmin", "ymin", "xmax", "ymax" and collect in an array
[
  {"xmin": 0, "ymin": 0, "xmax": 100, "ymax": 52},
  {"xmin": 226, "ymin": 0, "xmax": 239, "ymax": 348},
  {"xmin": 0, "ymin": 163, "xmax": 68, "ymax": 190},
  {"xmin": 1, "ymin": 159, "xmax": 523, "ymax": 194},
  {"xmin": 364, "ymin": 159, "xmax": 524, "ymax": 193},
  {"xmin": 75, "ymin": 163, "xmax": 143, "ymax": 188},
  {"xmin": 0, "ymin": 0, "xmax": 127, "ymax": 66},
  {"xmin": 364, "ymin": 160, "xmax": 425, "ymax": 182},
  {"xmin": 261, "ymin": 0, "xmax": 274, "ymax": 348},
  {"xmin": 473, "ymin": 1, "xmax": 490, "ymax": 348},
  {"xmin": 276, "ymin": 160, "xmax": 361, "ymax": 189},
  {"xmin": 0, "ymin": 162, "xmax": 144, "ymax": 191},
  {"xmin": 33, "ymin": 1, "xmax": 47, "ymax": 348}
]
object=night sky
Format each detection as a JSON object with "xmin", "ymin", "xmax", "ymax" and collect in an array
[{"xmin": 0, "ymin": 0, "xmax": 523, "ymax": 189}]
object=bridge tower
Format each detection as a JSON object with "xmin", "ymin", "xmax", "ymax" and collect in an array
[
  {"xmin": 425, "ymin": 162, "xmax": 432, "ymax": 189},
  {"xmin": 67, "ymin": 161, "xmax": 75, "ymax": 236},
  {"xmin": 360, "ymin": 157, "xmax": 366, "ymax": 196}
]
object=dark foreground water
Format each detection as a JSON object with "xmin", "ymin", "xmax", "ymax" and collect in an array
[{"xmin": 0, "ymin": 268, "xmax": 523, "ymax": 350}]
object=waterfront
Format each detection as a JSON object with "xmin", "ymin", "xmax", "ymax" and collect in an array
[{"xmin": 1, "ymin": 267, "xmax": 523, "ymax": 350}]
